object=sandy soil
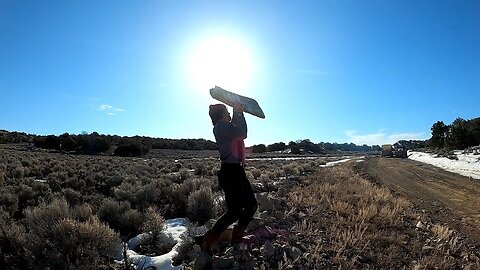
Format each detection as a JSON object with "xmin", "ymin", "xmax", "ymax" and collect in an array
[{"xmin": 356, "ymin": 157, "xmax": 480, "ymax": 242}]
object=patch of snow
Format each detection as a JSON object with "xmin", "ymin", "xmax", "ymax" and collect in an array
[
  {"xmin": 320, "ymin": 158, "xmax": 351, "ymax": 167},
  {"xmin": 408, "ymin": 151, "xmax": 480, "ymax": 180},
  {"xmin": 127, "ymin": 233, "xmax": 151, "ymax": 250},
  {"xmin": 117, "ymin": 218, "xmax": 189, "ymax": 270}
]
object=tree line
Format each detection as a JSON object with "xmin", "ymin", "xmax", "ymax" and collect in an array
[
  {"xmin": 1, "ymin": 130, "xmax": 383, "ymax": 156},
  {"xmin": 429, "ymin": 117, "xmax": 480, "ymax": 149},
  {"xmin": 250, "ymin": 139, "xmax": 382, "ymax": 154},
  {"xmin": 0, "ymin": 130, "xmax": 217, "ymax": 156}
]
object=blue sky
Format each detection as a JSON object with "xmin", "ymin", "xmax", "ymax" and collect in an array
[{"xmin": 1, "ymin": 0, "xmax": 479, "ymax": 146}]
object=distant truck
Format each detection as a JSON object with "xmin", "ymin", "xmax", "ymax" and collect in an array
[{"xmin": 381, "ymin": 144, "xmax": 407, "ymax": 158}]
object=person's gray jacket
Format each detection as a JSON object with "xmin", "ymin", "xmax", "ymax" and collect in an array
[{"xmin": 213, "ymin": 112, "xmax": 247, "ymax": 163}]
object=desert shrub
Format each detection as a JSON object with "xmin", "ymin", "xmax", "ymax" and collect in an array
[
  {"xmin": 273, "ymin": 169, "xmax": 284, "ymax": 178},
  {"xmin": 31, "ymin": 180, "xmax": 52, "ymax": 198},
  {"xmin": 141, "ymin": 206, "xmax": 165, "ymax": 238},
  {"xmin": 266, "ymin": 171, "xmax": 276, "ymax": 180},
  {"xmin": 194, "ymin": 177, "xmax": 213, "ymax": 188},
  {"xmin": 168, "ymin": 177, "xmax": 211, "ymax": 216},
  {"xmin": 113, "ymin": 181, "xmax": 144, "ymax": 206},
  {"xmin": 62, "ymin": 188, "xmax": 82, "ymax": 205},
  {"xmin": 21, "ymin": 198, "xmax": 78, "ymax": 268},
  {"xmin": 72, "ymin": 203, "xmax": 94, "ymax": 222},
  {"xmin": 40, "ymin": 164, "xmax": 53, "ymax": 178},
  {"xmin": 0, "ymin": 190, "xmax": 18, "ymax": 215},
  {"xmin": 135, "ymin": 185, "xmax": 163, "ymax": 208},
  {"xmin": 169, "ymin": 183, "xmax": 190, "ymax": 217},
  {"xmin": 245, "ymin": 171, "xmax": 255, "ymax": 182},
  {"xmin": 32, "ymin": 217, "xmax": 120, "ymax": 270},
  {"xmin": 139, "ymin": 207, "xmax": 177, "ymax": 256},
  {"xmin": 82, "ymin": 192, "xmax": 106, "ymax": 211},
  {"xmin": 0, "ymin": 171, "xmax": 6, "ymax": 186},
  {"xmin": 194, "ymin": 163, "xmax": 207, "ymax": 176},
  {"xmin": 16, "ymin": 183, "xmax": 47, "ymax": 214},
  {"xmin": 140, "ymin": 231, "xmax": 176, "ymax": 257},
  {"xmin": 47, "ymin": 175, "xmax": 63, "ymax": 192},
  {"xmin": 119, "ymin": 209, "xmax": 143, "ymax": 236},
  {"xmin": 0, "ymin": 212, "xmax": 29, "ymax": 268},
  {"xmin": 172, "ymin": 162, "xmax": 182, "ymax": 172},
  {"xmin": 187, "ymin": 187, "xmax": 213, "ymax": 224},
  {"xmin": 0, "ymin": 163, "xmax": 7, "ymax": 173},
  {"xmin": 13, "ymin": 166, "xmax": 24, "ymax": 179},
  {"xmin": 52, "ymin": 163, "xmax": 65, "ymax": 172},
  {"xmin": 98, "ymin": 198, "xmax": 142, "ymax": 237},
  {"xmin": 98, "ymin": 198, "xmax": 129, "ymax": 222},
  {"xmin": 24, "ymin": 198, "xmax": 70, "ymax": 235},
  {"xmin": 282, "ymin": 163, "xmax": 299, "ymax": 177},
  {"xmin": 160, "ymin": 167, "xmax": 171, "ymax": 174},
  {"xmin": 250, "ymin": 168, "xmax": 262, "ymax": 180},
  {"xmin": 135, "ymin": 179, "xmax": 173, "ymax": 210},
  {"xmin": 48, "ymin": 170, "xmax": 67, "ymax": 184},
  {"xmin": 105, "ymin": 174, "xmax": 124, "ymax": 188},
  {"xmin": 179, "ymin": 169, "xmax": 190, "ymax": 182}
]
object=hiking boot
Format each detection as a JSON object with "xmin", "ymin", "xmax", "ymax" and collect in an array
[{"xmin": 194, "ymin": 231, "xmax": 218, "ymax": 256}]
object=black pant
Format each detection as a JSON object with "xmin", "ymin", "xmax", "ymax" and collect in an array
[{"xmin": 211, "ymin": 163, "xmax": 258, "ymax": 235}]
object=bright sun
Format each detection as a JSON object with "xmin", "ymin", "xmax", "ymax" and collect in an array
[{"xmin": 189, "ymin": 36, "xmax": 253, "ymax": 92}]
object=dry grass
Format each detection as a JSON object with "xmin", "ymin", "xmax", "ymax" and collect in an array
[
  {"xmin": 355, "ymin": 204, "xmax": 378, "ymax": 223},
  {"xmin": 431, "ymin": 223, "xmax": 453, "ymax": 241},
  {"xmin": 284, "ymin": 165, "xmax": 480, "ymax": 269}
]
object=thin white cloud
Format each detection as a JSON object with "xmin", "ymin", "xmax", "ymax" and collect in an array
[
  {"xmin": 98, "ymin": 104, "xmax": 113, "ymax": 111},
  {"xmin": 97, "ymin": 104, "xmax": 124, "ymax": 115},
  {"xmin": 345, "ymin": 130, "xmax": 428, "ymax": 146}
]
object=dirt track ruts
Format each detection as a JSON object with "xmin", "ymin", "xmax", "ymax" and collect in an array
[{"xmin": 357, "ymin": 157, "xmax": 480, "ymax": 242}]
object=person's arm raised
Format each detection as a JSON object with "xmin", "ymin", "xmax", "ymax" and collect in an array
[{"xmin": 230, "ymin": 102, "xmax": 247, "ymax": 139}]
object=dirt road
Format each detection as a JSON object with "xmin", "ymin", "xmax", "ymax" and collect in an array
[{"xmin": 356, "ymin": 157, "xmax": 480, "ymax": 242}]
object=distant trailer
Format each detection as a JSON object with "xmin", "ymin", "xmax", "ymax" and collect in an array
[
  {"xmin": 381, "ymin": 144, "xmax": 407, "ymax": 158},
  {"xmin": 381, "ymin": 144, "xmax": 393, "ymax": 157}
]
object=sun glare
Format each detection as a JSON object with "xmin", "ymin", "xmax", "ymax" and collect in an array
[{"xmin": 189, "ymin": 36, "xmax": 253, "ymax": 93}]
